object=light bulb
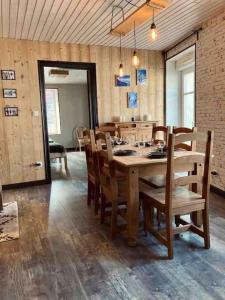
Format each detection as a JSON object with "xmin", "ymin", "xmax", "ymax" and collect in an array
[
  {"xmin": 119, "ymin": 63, "xmax": 123, "ymax": 77},
  {"xmin": 132, "ymin": 51, "xmax": 139, "ymax": 67},
  {"xmin": 150, "ymin": 22, "xmax": 157, "ymax": 41}
]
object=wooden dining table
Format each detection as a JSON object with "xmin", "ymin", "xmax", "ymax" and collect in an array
[{"xmin": 113, "ymin": 145, "xmax": 203, "ymax": 246}]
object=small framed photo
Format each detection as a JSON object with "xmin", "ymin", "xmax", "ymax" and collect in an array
[
  {"xmin": 115, "ymin": 75, "xmax": 131, "ymax": 87},
  {"xmin": 1, "ymin": 70, "xmax": 16, "ymax": 80},
  {"xmin": 3, "ymin": 88, "xmax": 17, "ymax": 98},
  {"xmin": 4, "ymin": 106, "xmax": 19, "ymax": 117},
  {"xmin": 136, "ymin": 69, "xmax": 147, "ymax": 85},
  {"xmin": 127, "ymin": 92, "xmax": 138, "ymax": 108}
]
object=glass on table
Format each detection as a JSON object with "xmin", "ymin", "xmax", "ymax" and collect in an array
[
  {"xmin": 157, "ymin": 140, "xmax": 166, "ymax": 153},
  {"xmin": 138, "ymin": 140, "xmax": 146, "ymax": 156}
]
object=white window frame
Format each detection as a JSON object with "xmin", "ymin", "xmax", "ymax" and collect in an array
[
  {"xmin": 181, "ymin": 67, "xmax": 195, "ymax": 128},
  {"xmin": 45, "ymin": 88, "xmax": 61, "ymax": 135}
]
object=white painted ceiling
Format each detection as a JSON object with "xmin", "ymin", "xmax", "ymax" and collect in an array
[
  {"xmin": 0, "ymin": 0, "xmax": 225, "ymax": 50},
  {"xmin": 44, "ymin": 67, "xmax": 87, "ymax": 84}
]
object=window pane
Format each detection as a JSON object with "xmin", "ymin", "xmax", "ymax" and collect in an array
[
  {"xmin": 183, "ymin": 72, "xmax": 194, "ymax": 93},
  {"xmin": 183, "ymin": 93, "xmax": 195, "ymax": 128},
  {"xmin": 45, "ymin": 89, "xmax": 61, "ymax": 135}
]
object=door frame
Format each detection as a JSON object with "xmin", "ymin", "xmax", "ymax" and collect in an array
[{"xmin": 38, "ymin": 60, "xmax": 98, "ymax": 183}]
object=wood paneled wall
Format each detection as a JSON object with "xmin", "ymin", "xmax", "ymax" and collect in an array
[{"xmin": 0, "ymin": 38, "xmax": 164, "ymax": 185}]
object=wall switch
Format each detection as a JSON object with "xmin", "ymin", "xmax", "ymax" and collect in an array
[{"xmin": 32, "ymin": 110, "xmax": 39, "ymax": 117}]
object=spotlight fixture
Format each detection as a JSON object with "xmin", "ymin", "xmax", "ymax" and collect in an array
[{"xmin": 132, "ymin": 21, "xmax": 139, "ymax": 67}]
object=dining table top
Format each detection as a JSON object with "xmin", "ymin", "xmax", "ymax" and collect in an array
[{"xmin": 112, "ymin": 145, "xmax": 204, "ymax": 167}]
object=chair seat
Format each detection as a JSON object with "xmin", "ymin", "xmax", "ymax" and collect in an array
[
  {"xmin": 140, "ymin": 175, "xmax": 166, "ymax": 188},
  {"xmin": 140, "ymin": 173, "xmax": 188, "ymax": 189},
  {"xmin": 140, "ymin": 184, "xmax": 205, "ymax": 214}
]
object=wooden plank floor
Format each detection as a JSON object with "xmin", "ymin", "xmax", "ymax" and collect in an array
[{"xmin": 1, "ymin": 152, "xmax": 225, "ymax": 300}]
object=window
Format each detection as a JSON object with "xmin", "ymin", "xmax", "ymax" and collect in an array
[
  {"xmin": 181, "ymin": 68, "xmax": 195, "ymax": 128},
  {"xmin": 45, "ymin": 88, "xmax": 61, "ymax": 135}
]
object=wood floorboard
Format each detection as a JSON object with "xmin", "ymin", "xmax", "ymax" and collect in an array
[{"xmin": 1, "ymin": 152, "xmax": 225, "ymax": 300}]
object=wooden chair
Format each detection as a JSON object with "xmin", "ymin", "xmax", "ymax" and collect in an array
[
  {"xmin": 141, "ymin": 127, "xmax": 197, "ymax": 189},
  {"xmin": 0, "ymin": 181, "xmax": 3, "ymax": 211},
  {"xmin": 140, "ymin": 131, "xmax": 214, "ymax": 259},
  {"xmin": 84, "ymin": 129, "xmax": 100, "ymax": 215},
  {"xmin": 152, "ymin": 124, "xmax": 171, "ymax": 145},
  {"xmin": 74, "ymin": 127, "xmax": 87, "ymax": 152},
  {"xmin": 173, "ymin": 127, "xmax": 197, "ymax": 151},
  {"xmin": 96, "ymin": 132, "xmax": 127, "ymax": 238}
]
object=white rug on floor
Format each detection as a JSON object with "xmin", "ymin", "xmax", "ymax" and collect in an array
[{"xmin": 0, "ymin": 201, "xmax": 19, "ymax": 242}]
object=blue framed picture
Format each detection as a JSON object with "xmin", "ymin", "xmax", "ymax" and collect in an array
[
  {"xmin": 136, "ymin": 69, "xmax": 147, "ymax": 85},
  {"xmin": 115, "ymin": 75, "xmax": 131, "ymax": 87},
  {"xmin": 127, "ymin": 92, "xmax": 138, "ymax": 108}
]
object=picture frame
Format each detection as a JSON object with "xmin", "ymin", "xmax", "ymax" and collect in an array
[
  {"xmin": 115, "ymin": 75, "xmax": 131, "ymax": 87},
  {"xmin": 4, "ymin": 106, "xmax": 19, "ymax": 117},
  {"xmin": 3, "ymin": 88, "xmax": 17, "ymax": 98},
  {"xmin": 1, "ymin": 70, "xmax": 16, "ymax": 80},
  {"xmin": 136, "ymin": 69, "xmax": 147, "ymax": 85},
  {"xmin": 127, "ymin": 92, "xmax": 138, "ymax": 108}
]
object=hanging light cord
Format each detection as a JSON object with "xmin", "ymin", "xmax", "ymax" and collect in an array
[
  {"xmin": 152, "ymin": 7, "xmax": 155, "ymax": 23},
  {"xmin": 120, "ymin": 34, "xmax": 122, "ymax": 62},
  {"xmin": 133, "ymin": 21, "xmax": 137, "ymax": 50}
]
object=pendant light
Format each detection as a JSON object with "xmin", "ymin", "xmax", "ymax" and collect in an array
[
  {"xmin": 149, "ymin": 7, "xmax": 157, "ymax": 41},
  {"xmin": 132, "ymin": 21, "xmax": 139, "ymax": 67},
  {"xmin": 119, "ymin": 34, "xmax": 124, "ymax": 77}
]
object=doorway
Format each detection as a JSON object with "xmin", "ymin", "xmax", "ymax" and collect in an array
[
  {"xmin": 165, "ymin": 45, "xmax": 196, "ymax": 128},
  {"xmin": 38, "ymin": 61, "xmax": 98, "ymax": 183}
]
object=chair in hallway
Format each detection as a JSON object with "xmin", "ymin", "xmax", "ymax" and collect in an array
[
  {"xmin": 73, "ymin": 126, "xmax": 87, "ymax": 152},
  {"xmin": 140, "ymin": 130, "xmax": 214, "ymax": 259}
]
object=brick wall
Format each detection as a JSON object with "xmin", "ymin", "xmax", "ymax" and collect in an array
[
  {"xmin": 167, "ymin": 10, "xmax": 225, "ymax": 191},
  {"xmin": 196, "ymin": 11, "xmax": 225, "ymax": 190}
]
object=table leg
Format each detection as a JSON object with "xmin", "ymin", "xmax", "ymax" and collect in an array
[{"xmin": 127, "ymin": 167, "xmax": 139, "ymax": 246}]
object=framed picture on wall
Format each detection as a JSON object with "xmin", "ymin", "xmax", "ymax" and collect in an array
[
  {"xmin": 115, "ymin": 75, "xmax": 131, "ymax": 87},
  {"xmin": 3, "ymin": 88, "xmax": 17, "ymax": 98},
  {"xmin": 127, "ymin": 92, "xmax": 138, "ymax": 108},
  {"xmin": 136, "ymin": 69, "xmax": 147, "ymax": 85},
  {"xmin": 4, "ymin": 106, "xmax": 19, "ymax": 116},
  {"xmin": 1, "ymin": 70, "xmax": 16, "ymax": 80}
]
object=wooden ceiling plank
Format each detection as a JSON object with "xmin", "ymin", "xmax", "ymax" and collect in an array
[
  {"xmin": 2, "ymin": 0, "xmax": 10, "ymax": 37},
  {"xmin": 32, "ymin": 0, "xmax": 54, "ymax": 40},
  {"xmin": 21, "ymin": 0, "xmax": 38, "ymax": 39},
  {"xmin": 44, "ymin": 0, "xmax": 74, "ymax": 41},
  {"xmin": 58, "ymin": 0, "xmax": 100, "ymax": 43},
  {"xmin": 27, "ymin": 0, "xmax": 46, "ymax": 40},
  {"xmin": 38, "ymin": 0, "xmax": 63, "ymax": 41},
  {"xmin": 9, "ymin": 0, "xmax": 19, "ymax": 38}
]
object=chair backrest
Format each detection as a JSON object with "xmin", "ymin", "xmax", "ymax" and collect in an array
[
  {"xmin": 95, "ymin": 126, "xmax": 116, "ymax": 136},
  {"xmin": 95, "ymin": 132, "xmax": 118, "ymax": 202},
  {"xmin": 84, "ymin": 130, "xmax": 99, "ymax": 181},
  {"xmin": 152, "ymin": 124, "xmax": 171, "ymax": 144},
  {"xmin": 165, "ymin": 131, "xmax": 214, "ymax": 210},
  {"xmin": 173, "ymin": 127, "xmax": 197, "ymax": 151},
  {"xmin": 75, "ymin": 127, "xmax": 86, "ymax": 140}
]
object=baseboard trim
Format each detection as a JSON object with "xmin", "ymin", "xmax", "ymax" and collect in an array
[
  {"xmin": 3, "ymin": 179, "xmax": 50, "ymax": 190},
  {"xmin": 210, "ymin": 185, "xmax": 225, "ymax": 198}
]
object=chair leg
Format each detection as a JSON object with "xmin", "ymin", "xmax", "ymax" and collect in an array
[
  {"xmin": 100, "ymin": 196, "xmax": 106, "ymax": 224},
  {"xmin": 143, "ymin": 201, "xmax": 154, "ymax": 235},
  {"xmin": 64, "ymin": 156, "xmax": 68, "ymax": 171},
  {"xmin": 175, "ymin": 215, "xmax": 180, "ymax": 227},
  {"xmin": 87, "ymin": 180, "xmax": 92, "ymax": 206},
  {"xmin": 166, "ymin": 214, "xmax": 174, "ymax": 259},
  {"xmin": 202, "ymin": 208, "xmax": 210, "ymax": 249},
  {"xmin": 79, "ymin": 142, "xmax": 82, "ymax": 152},
  {"xmin": 157, "ymin": 209, "xmax": 161, "ymax": 227},
  {"xmin": 110, "ymin": 200, "xmax": 118, "ymax": 239},
  {"xmin": 94, "ymin": 185, "xmax": 100, "ymax": 215}
]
